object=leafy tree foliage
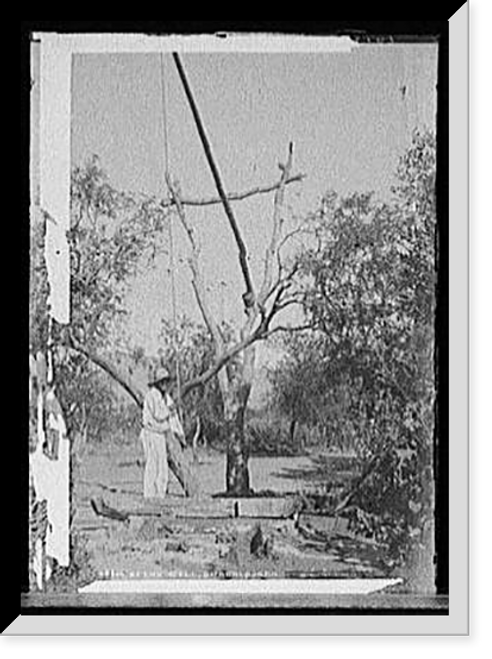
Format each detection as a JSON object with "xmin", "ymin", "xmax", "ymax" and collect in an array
[
  {"xmin": 269, "ymin": 131, "xmax": 437, "ymax": 573},
  {"xmin": 30, "ymin": 156, "xmax": 170, "ymax": 442},
  {"xmin": 267, "ymin": 331, "xmax": 333, "ymax": 448},
  {"xmin": 68, "ymin": 155, "xmax": 168, "ymax": 348}
]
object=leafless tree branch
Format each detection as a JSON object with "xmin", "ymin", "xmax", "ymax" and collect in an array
[
  {"xmin": 260, "ymin": 263, "xmax": 302, "ymax": 323},
  {"xmin": 271, "ymin": 297, "xmax": 305, "ymax": 315},
  {"xmin": 156, "ymin": 174, "xmax": 306, "ymax": 208},
  {"xmin": 166, "ymin": 174, "xmax": 226, "ymax": 354},
  {"xmin": 66, "ymin": 335, "xmax": 144, "ymax": 408},
  {"xmin": 180, "ymin": 328, "xmax": 261, "ymax": 398},
  {"xmin": 258, "ymin": 143, "xmax": 294, "ymax": 307},
  {"xmin": 276, "ymin": 223, "xmax": 313, "ymax": 254}
]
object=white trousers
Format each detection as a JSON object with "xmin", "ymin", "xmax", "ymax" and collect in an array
[{"xmin": 140, "ymin": 428, "xmax": 169, "ymax": 499}]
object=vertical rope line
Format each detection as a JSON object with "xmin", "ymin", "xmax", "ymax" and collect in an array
[
  {"xmin": 159, "ymin": 54, "xmax": 182, "ymax": 417},
  {"xmin": 159, "ymin": 53, "xmax": 170, "ymax": 175}
]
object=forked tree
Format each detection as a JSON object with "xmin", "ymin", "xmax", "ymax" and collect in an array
[
  {"xmin": 44, "ymin": 54, "xmax": 310, "ymax": 497},
  {"xmin": 67, "ymin": 143, "xmax": 307, "ymax": 496}
]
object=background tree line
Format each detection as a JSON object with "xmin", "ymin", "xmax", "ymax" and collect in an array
[{"xmin": 267, "ymin": 129, "xmax": 436, "ymax": 569}]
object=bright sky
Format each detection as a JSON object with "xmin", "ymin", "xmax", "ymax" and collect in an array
[{"xmin": 71, "ymin": 44, "xmax": 438, "ymax": 382}]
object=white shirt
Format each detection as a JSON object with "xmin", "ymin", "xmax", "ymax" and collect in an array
[{"xmin": 142, "ymin": 387, "xmax": 184, "ymax": 439}]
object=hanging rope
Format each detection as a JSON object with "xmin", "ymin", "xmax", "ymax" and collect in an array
[
  {"xmin": 159, "ymin": 53, "xmax": 182, "ymax": 416},
  {"xmin": 159, "ymin": 53, "xmax": 170, "ymax": 175}
]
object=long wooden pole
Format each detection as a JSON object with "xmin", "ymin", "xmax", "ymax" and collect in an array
[{"xmin": 172, "ymin": 52, "xmax": 255, "ymax": 304}]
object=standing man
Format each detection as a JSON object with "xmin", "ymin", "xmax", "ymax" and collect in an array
[{"xmin": 140, "ymin": 366, "xmax": 186, "ymax": 499}]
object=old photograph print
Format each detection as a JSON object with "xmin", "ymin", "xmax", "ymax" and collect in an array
[{"xmin": 25, "ymin": 28, "xmax": 449, "ymax": 614}]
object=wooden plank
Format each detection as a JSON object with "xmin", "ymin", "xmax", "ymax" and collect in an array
[
  {"xmin": 123, "ymin": 497, "xmax": 236, "ymax": 519},
  {"xmin": 174, "ymin": 511, "xmax": 232, "ymax": 519},
  {"xmin": 76, "ymin": 494, "xmax": 303, "ymax": 521},
  {"xmin": 122, "ymin": 496, "xmax": 297, "ymax": 519},
  {"xmin": 237, "ymin": 497, "xmax": 293, "ymax": 519}
]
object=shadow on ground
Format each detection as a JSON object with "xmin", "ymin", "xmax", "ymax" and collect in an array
[{"xmin": 271, "ymin": 452, "xmax": 361, "ymax": 488}]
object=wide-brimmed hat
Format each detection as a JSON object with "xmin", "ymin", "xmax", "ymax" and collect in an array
[{"xmin": 149, "ymin": 365, "xmax": 172, "ymax": 385}]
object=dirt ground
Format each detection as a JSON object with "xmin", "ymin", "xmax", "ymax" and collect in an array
[{"xmin": 73, "ymin": 441, "xmax": 396, "ymax": 583}]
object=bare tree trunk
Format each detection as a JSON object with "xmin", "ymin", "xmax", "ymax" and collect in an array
[
  {"xmin": 225, "ymin": 395, "xmax": 251, "ymax": 495},
  {"xmin": 222, "ymin": 342, "xmax": 256, "ymax": 496}
]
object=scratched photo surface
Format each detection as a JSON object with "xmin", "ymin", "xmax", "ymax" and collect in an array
[{"xmin": 28, "ymin": 34, "xmax": 442, "ymax": 608}]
